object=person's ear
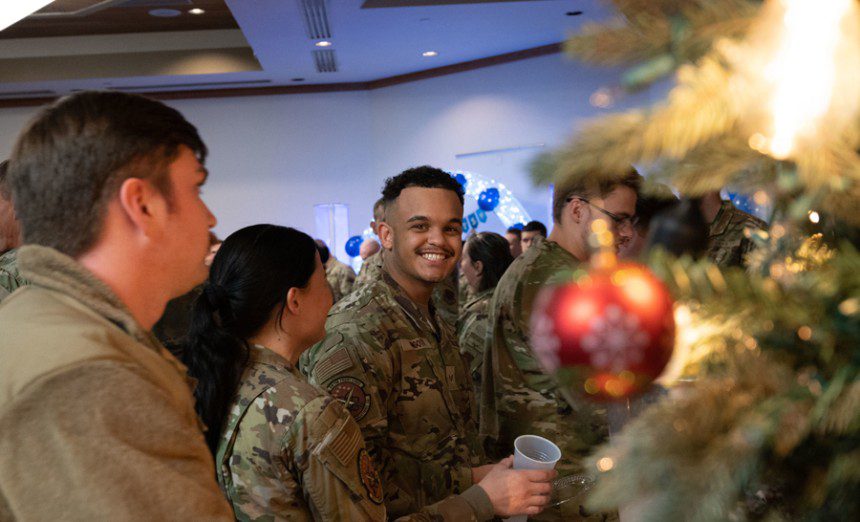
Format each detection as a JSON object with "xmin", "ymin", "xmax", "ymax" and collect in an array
[
  {"xmin": 569, "ymin": 198, "xmax": 585, "ymax": 224},
  {"xmin": 474, "ymin": 259, "xmax": 484, "ymax": 277},
  {"xmin": 117, "ymin": 177, "xmax": 166, "ymax": 236},
  {"xmin": 285, "ymin": 287, "xmax": 301, "ymax": 315},
  {"xmin": 378, "ymin": 220, "xmax": 394, "ymax": 250}
]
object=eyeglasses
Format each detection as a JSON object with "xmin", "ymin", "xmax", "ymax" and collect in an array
[{"xmin": 573, "ymin": 197, "xmax": 635, "ymax": 230}]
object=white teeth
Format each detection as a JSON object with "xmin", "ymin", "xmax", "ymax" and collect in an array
[{"xmin": 422, "ymin": 253, "xmax": 445, "ymax": 261}]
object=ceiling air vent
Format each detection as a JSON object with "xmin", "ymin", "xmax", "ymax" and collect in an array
[
  {"xmin": 31, "ymin": 0, "xmax": 123, "ymax": 17},
  {"xmin": 312, "ymin": 49, "xmax": 337, "ymax": 73},
  {"xmin": 299, "ymin": 0, "xmax": 331, "ymax": 40}
]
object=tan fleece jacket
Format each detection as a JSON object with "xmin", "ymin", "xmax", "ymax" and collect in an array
[{"xmin": 0, "ymin": 245, "xmax": 233, "ymax": 521}]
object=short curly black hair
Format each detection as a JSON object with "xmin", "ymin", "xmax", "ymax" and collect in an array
[{"xmin": 381, "ymin": 165, "xmax": 464, "ymax": 207}]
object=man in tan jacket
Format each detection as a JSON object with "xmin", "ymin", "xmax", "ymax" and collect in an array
[{"xmin": 0, "ymin": 92, "xmax": 233, "ymax": 519}]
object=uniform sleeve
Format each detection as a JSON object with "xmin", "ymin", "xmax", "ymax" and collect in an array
[
  {"xmin": 392, "ymin": 485, "xmax": 494, "ymax": 522},
  {"xmin": 0, "ymin": 361, "xmax": 233, "ymax": 521},
  {"xmin": 306, "ymin": 333, "xmax": 393, "ymax": 489},
  {"xmin": 290, "ymin": 396, "xmax": 386, "ymax": 521}
]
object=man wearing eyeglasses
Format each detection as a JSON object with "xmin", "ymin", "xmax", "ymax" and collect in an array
[{"xmin": 480, "ymin": 168, "xmax": 641, "ymax": 520}]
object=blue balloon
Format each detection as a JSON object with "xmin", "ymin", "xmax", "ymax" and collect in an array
[
  {"xmin": 511, "ymin": 222, "xmax": 524, "ymax": 230},
  {"xmin": 477, "ymin": 187, "xmax": 500, "ymax": 211},
  {"xmin": 345, "ymin": 235, "xmax": 363, "ymax": 257},
  {"xmin": 727, "ymin": 192, "xmax": 761, "ymax": 219},
  {"xmin": 454, "ymin": 173, "xmax": 468, "ymax": 188}
]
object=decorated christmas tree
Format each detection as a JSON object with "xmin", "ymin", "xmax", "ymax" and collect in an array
[{"xmin": 532, "ymin": 0, "xmax": 860, "ymax": 519}]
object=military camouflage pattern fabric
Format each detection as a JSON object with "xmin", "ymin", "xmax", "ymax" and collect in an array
[
  {"xmin": 216, "ymin": 344, "xmax": 386, "ymax": 522},
  {"xmin": 458, "ymin": 270, "xmax": 474, "ymax": 312},
  {"xmin": 433, "ymin": 270, "xmax": 460, "ymax": 328},
  {"xmin": 353, "ymin": 250, "xmax": 459, "ymax": 328},
  {"xmin": 456, "ymin": 288, "xmax": 493, "ymax": 393},
  {"xmin": 0, "ymin": 248, "xmax": 27, "ymax": 303},
  {"xmin": 301, "ymin": 270, "xmax": 487, "ymax": 520},
  {"xmin": 480, "ymin": 236, "xmax": 609, "ymax": 520},
  {"xmin": 707, "ymin": 200, "xmax": 767, "ymax": 267},
  {"xmin": 354, "ymin": 251, "xmax": 383, "ymax": 289},
  {"xmin": 325, "ymin": 259, "xmax": 356, "ymax": 302}
]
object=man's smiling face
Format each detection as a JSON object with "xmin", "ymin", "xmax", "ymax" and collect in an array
[{"xmin": 381, "ymin": 186, "xmax": 463, "ymax": 288}]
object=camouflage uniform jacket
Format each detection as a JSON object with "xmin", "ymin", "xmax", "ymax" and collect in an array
[
  {"xmin": 707, "ymin": 200, "xmax": 767, "ymax": 267},
  {"xmin": 456, "ymin": 288, "xmax": 493, "ymax": 390},
  {"xmin": 301, "ymin": 270, "xmax": 493, "ymax": 521},
  {"xmin": 457, "ymin": 270, "xmax": 474, "ymax": 313},
  {"xmin": 0, "ymin": 248, "xmax": 28, "ymax": 303},
  {"xmin": 325, "ymin": 258, "xmax": 356, "ymax": 303},
  {"xmin": 353, "ymin": 250, "xmax": 459, "ymax": 329},
  {"xmin": 216, "ymin": 344, "xmax": 386, "ymax": 521},
  {"xmin": 480, "ymin": 237, "xmax": 608, "ymax": 520}
]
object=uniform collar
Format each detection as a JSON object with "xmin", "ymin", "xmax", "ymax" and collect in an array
[
  {"xmin": 464, "ymin": 287, "xmax": 494, "ymax": 309},
  {"xmin": 16, "ymin": 244, "xmax": 190, "ymax": 385},
  {"xmin": 249, "ymin": 343, "xmax": 294, "ymax": 370},
  {"xmin": 380, "ymin": 268, "xmax": 442, "ymax": 339},
  {"xmin": 18, "ymin": 245, "xmax": 152, "ymax": 345}
]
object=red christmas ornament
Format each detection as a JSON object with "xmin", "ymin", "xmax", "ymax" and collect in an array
[{"xmin": 530, "ymin": 262, "xmax": 675, "ymax": 400}]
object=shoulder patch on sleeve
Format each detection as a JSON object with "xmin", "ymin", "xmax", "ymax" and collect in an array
[
  {"xmin": 327, "ymin": 376, "xmax": 370, "ymax": 422},
  {"xmin": 357, "ymin": 448, "xmax": 384, "ymax": 505},
  {"xmin": 324, "ymin": 413, "xmax": 363, "ymax": 467},
  {"xmin": 314, "ymin": 347, "xmax": 355, "ymax": 385}
]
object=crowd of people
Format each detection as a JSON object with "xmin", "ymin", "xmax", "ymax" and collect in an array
[{"xmin": 0, "ymin": 91, "xmax": 766, "ymax": 521}]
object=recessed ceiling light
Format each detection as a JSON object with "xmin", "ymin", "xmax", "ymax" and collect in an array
[
  {"xmin": 149, "ymin": 8, "xmax": 181, "ymax": 18},
  {"xmin": 189, "ymin": 8, "xmax": 205, "ymax": 16},
  {"xmin": 422, "ymin": 51, "xmax": 438, "ymax": 57},
  {"xmin": 315, "ymin": 41, "xmax": 332, "ymax": 48},
  {"xmin": 0, "ymin": 0, "xmax": 54, "ymax": 32}
]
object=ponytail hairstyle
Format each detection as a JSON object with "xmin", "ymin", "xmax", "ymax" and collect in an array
[
  {"xmin": 465, "ymin": 232, "xmax": 515, "ymax": 292},
  {"xmin": 182, "ymin": 224, "xmax": 318, "ymax": 455}
]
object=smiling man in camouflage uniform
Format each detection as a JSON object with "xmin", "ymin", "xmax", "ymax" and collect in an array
[{"xmin": 302, "ymin": 166, "xmax": 554, "ymax": 521}]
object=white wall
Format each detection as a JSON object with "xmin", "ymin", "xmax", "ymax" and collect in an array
[
  {"xmin": 369, "ymin": 53, "xmax": 656, "ymax": 229},
  {"xmin": 0, "ymin": 53, "xmax": 661, "ymax": 254}
]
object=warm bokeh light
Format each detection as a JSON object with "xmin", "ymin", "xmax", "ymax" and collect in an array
[
  {"xmin": 765, "ymin": 0, "xmax": 854, "ymax": 158},
  {"xmin": 614, "ymin": 267, "xmax": 659, "ymax": 311}
]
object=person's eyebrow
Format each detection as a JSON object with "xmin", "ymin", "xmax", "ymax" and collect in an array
[{"xmin": 406, "ymin": 215, "xmax": 429, "ymax": 223}]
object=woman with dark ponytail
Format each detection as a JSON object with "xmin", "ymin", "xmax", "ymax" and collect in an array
[
  {"xmin": 182, "ymin": 224, "xmax": 386, "ymax": 520},
  {"xmin": 457, "ymin": 232, "xmax": 514, "ymax": 399}
]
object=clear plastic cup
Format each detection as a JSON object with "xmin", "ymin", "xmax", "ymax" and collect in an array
[{"xmin": 505, "ymin": 435, "xmax": 561, "ymax": 522}]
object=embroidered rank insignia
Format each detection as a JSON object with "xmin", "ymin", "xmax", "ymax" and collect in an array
[
  {"xmin": 358, "ymin": 449, "xmax": 384, "ymax": 505},
  {"xmin": 328, "ymin": 376, "xmax": 371, "ymax": 421}
]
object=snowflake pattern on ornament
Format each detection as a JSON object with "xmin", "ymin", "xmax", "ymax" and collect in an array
[
  {"xmin": 580, "ymin": 304, "xmax": 649, "ymax": 373},
  {"xmin": 531, "ymin": 311, "xmax": 561, "ymax": 373}
]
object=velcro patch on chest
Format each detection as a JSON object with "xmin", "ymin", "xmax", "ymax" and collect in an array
[
  {"xmin": 314, "ymin": 347, "xmax": 355, "ymax": 385},
  {"xmin": 327, "ymin": 376, "xmax": 371, "ymax": 422}
]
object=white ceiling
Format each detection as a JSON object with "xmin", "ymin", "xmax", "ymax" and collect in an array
[{"xmin": 0, "ymin": 0, "xmax": 607, "ymax": 98}]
